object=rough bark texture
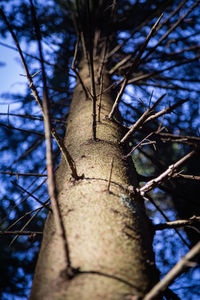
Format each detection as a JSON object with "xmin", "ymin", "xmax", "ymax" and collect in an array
[{"xmin": 30, "ymin": 59, "xmax": 158, "ymax": 300}]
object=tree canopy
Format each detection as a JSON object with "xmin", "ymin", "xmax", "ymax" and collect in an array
[{"xmin": 0, "ymin": 0, "xmax": 200, "ymax": 299}]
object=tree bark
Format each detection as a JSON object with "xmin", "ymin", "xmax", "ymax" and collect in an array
[{"xmin": 30, "ymin": 58, "xmax": 158, "ymax": 300}]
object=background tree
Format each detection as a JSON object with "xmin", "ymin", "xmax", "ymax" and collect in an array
[{"xmin": 0, "ymin": 0, "xmax": 200, "ymax": 299}]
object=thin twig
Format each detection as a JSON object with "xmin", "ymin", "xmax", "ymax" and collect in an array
[
  {"xmin": 29, "ymin": 0, "xmax": 75, "ymax": 277},
  {"xmin": 157, "ymin": 132, "xmax": 200, "ymax": 142},
  {"xmin": 11, "ymin": 180, "xmax": 51, "ymax": 211},
  {"xmin": 97, "ymin": 75, "xmax": 104, "ymax": 122},
  {"xmin": 86, "ymin": 3, "xmax": 97, "ymax": 141},
  {"xmin": 143, "ymin": 194, "xmax": 190, "ymax": 248},
  {"xmin": 0, "ymin": 230, "xmax": 43, "ymax": 236},
  {"xmin": 144, "ymin": 99, "xmax": 189, "ymax": 124},
  {"xmin": 142, "ymin": 0, "xmax": 200, "ymax": 62},
  {"xmin": 107, "ymin": 158, "xmax": 114, "ymax": 192},
  {"xmin": 0, "ymin": 171, "xmax": 47, "ymax": 177},
  {"xmin": 136, "ymin": 81, "xmax": 200, "ymax": 93},
  {"xmin": 128, "ymin": 55, "xmax": 200, "ymax": 85},
  {"xmin": 71, "ymin": 38, "xmax": 89, "ymax": 99},
  {"xmin": 132, "ymin": 13, "xmax": 163, "ymax": 68},
  {"xmin": 144, "ymin": 241, "xmax": 200, "ymax": 300},
  {"xmin": 173, "ymin": 174, "xmax": 200, "ymax": 181},
  {"xmin": 1, "ymin": 6, "xmax": 81, "ymax": 181},
  {"xmin": 0, "ymin": 112, "xmax": 65, "ymax": 124},
  {"xmin": 109, "ymin": 54, "xmax": 132, "ymax": 75},
  {"xmin": 0, "ymin": 41, "xmax": 55, "ymax": 67},
  {"xmin": 0, "ymin": 179, "xmax": 47, "ymax": 227},
  {"xmin": 9, "ymin": 207, "xmax": 42, "ymax": 247},
  {"xmin": 97, "ymin": 38, "xmax": 108, "ymax": 83},
  {"xmin": 155, "ymin": 0, "xmax": 187, "ymax": 35},
  {"xmin": 7, "ymin": 201, "xmax": 49, "ymax": 231},
  {"xmin": 108, "ymin": 14, "xmax": 163, "ymax": 120},
  {"xmin": 0, "ymin": 122, "xmax": 44, "ymax": 136},
  {"xmin": 106, "ymin": 1, "xmax": 165, "ymax": 59},
  {"xmin": 124, "ymin": 132, "xmax": 155, "ymax": 158}
]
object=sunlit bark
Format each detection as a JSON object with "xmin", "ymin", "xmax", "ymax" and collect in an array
[{"xmin": 30, "ymin": 59, "xmax": 158, "ymax": 300}]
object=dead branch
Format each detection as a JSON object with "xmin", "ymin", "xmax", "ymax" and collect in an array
[
  {"xmin": 30, "ymin": 0, "xmax": 75, "ymax": 277},
  {"xmin": 109, "ymin": 54, "xmax": 132, "ymax": 75},
  {"xmin": 0, "ymin": 179, "xmax": 47, "ymax": 227},
  {"xmin": 108, "ymin": 14, "xmax": 163, "ymax": 119},
  {"xmin": 0, "ymin": 112, "xmax": 65, "ymax": 124},
  {"xmin": 0, "ymin": 122, "xmax": 44, "ymax": 136},
  {"xmin": 142, "ymin": 0, "xmax": 200, "ymax": 62},
  {"xmin": 139, "ymin": 150, "xmax": 196, "ymax": 195},
  {"xmin": 11, "ymin": 180, "xmax": 51, "ymax": 212},
  {"xmin": 173, "ymin": 174, "xmax": 200, "ymax": 181},
  {"xmin": 128, "ymin": 55, "xmax": 200, "ymax": 85},
  {"xmin": 143, "ymin": 194, "xmax": 190, "ymax": 248},
  {"xmin": 1, "ymin": 7, "xmax": 81, "ymax": 184},
  {"xmin": 120, "ymin": 94, "xmax": 166, "ymax": 143},
  {"xmin": 154, "ymin": 216, "xmax": 200, "ymax": 231},
  {"xmin": 0, "ymin": 171, "xmax": 47, "ymax": 177},
  {"xmin": 144, "ymin": 99, "xmax": 189, "ymax": 124},
  {"xmin": 157, "ymin": 132, "xmax": 200, "ymax": 143},
  {"xmin": 108, "ymin": 77, "xmax": 128, "ymax": 119},
  {"xmin": 52, "ymin": 129, "xmax": 83, "ymax": 180},
  {"xmin": 144, "ymin": 241, "xmax": 200, "ymax": 300},
  {"xmin": 9, "ymin": 206, "xmax": 42, "ymax": 247},
  {"xmin": 0, "ymin": 230, "xmax": 43, "ymax": 236},
  {"xmin": 71, "ymin": 38, "xmax": 89, "ymax": 99},
  {"xmin": 124, "ymin": 132, "xmax": 154, "ymax": 158}
]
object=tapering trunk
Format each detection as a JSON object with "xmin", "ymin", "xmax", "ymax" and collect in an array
[{"xmin": 30, "ymin": 58, "xmax": 158, "ymax": 300}]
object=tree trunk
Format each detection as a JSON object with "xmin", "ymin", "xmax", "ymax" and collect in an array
[{"xmin": 30, "ymin": 58, "xmax": 158, "ymax": 300}]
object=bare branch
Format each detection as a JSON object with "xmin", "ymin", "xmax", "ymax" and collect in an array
[
  {"xmin": 144, "ymin": 241, "xmax": 200, "ymax": 300},
  {"xmin": 108, "ymin": 77, "xmax": 128, "ymax": 119},
  {"xmin": 0, "ymin": 112, "xmax": 65, "ymax": 124},
  {"xmin": 139, "ymin": 150, "xmax": 196, "ymax": 195},
  {"xmin": 142, "ymin": 0, "xmax": 200, "ymax": 62},
  {"xmin": 52, "ymin": 129, "xmax": 83, "ymax": 180},
  {"xmin": 173, "ymin": 174, "xmax": 200, "ymax": 181},
  {"xmin": 120, "ymin": 94, "xmax": 166, "ymax": 143},
  {"xmin": 29, "ymin": 0, "xmax": 75, "ymax": 277},
  {"xmin": 97, "ymin": 74, "xmax": 104, "ymax": 122},
  {"xmin": 156, "ymin": 0, "xmax": 187, "ymax": 32},
  {"xmin": 108, "ymin": 14, "xmax": 163, "ymax": 119},
  {"xmin": 11, "ymin": 180, "xmax": 51, "ymax": 212},
  {"xmin": 136, "ymin": 81, "xmax": 200, "ymax": 93},
  {"xmin": 71, "ymin": 38, "xmax": 89, "ymax": 99},
  {"xmin": 9, "ymin": 206, "xmax": 42, "ymax": 246},
  {"xmin": 128, "ymin": 55, "xmax": 200, "ymax": 85},
  {"xmin": 0, "ymin": 179, "xmax": 47, "ymax": 227},
  {"xmin": 0, "ymin": 122, "xmax": 44, "ymax": 136},
  {"xmin": 154, "ymin": 216, "xmax": 200, "ymax": 230},
  {"xmin": 144, "ymin": 99, "xmax": 189, "ymax": 124},
  {"xmin": 157, "ymin": 132, "xmax": 200, "ymax": 143},
  {"xmin": 143, "ymin": 194, "xmax": 190, "ymax": 248},
  {"xmin": 0, "ymin": 230, "xmax": 43, "ymax": 236},
  {"xmin": 124, "ymin": 132, "xmax": 154, "ymax": 158},
  {"xmin": 0, "ymin": 41, "xmax": 55, "ymax": 67},
  {"xmin": 0, "ymin": 171, "xmax": 47, "ymax": 177},
  {"xmin": 109, "ymin": 54, "xmax": 132, "ymax": 75}
]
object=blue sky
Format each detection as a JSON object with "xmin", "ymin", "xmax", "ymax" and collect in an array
[{"xmin": 0, "ymin": 36, "xmax": 27, "ymax": 113}]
